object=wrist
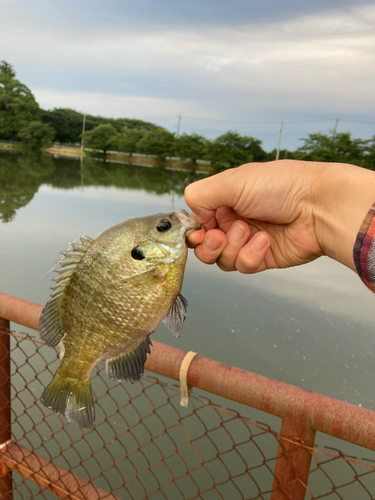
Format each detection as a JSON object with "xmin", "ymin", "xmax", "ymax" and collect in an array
[{"xmin": 312, "ymin": 162, "xmax": 375, "ymax": 271}]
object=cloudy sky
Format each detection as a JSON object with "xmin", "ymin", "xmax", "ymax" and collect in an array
[{"xmin": 1, "ymin": 0, "xmax": 374, "ymax": 150}]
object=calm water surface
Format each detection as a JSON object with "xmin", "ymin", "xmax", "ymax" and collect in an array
[{"xmin": 1, "ymin": 151, "xmax": 375, "ymax": 469}]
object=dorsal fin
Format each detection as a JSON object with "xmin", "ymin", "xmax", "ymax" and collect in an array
[
  {"xmin": 39, "ymin": 236, "xmax": 94, "ymax": 347},
  {"xmin": 106, "ymin": 337, "xmax": 153, "ymax": 383}
]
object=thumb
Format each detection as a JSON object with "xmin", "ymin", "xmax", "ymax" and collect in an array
[{"xmin": 184, "ymin": 169, "xmax": 240, "ymax": 225}]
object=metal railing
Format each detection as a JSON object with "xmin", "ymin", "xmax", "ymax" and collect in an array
[{"xmin": 0, "ymin": 291, "xmax": 375, "ymax": 499}]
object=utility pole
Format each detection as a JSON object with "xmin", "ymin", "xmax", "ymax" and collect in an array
[
  {"xmin": 176, "ymin": 114, "xmax": 182, "ymax": 137},
  {"xmin": 81, "ymin": 113, "xmax": 86, "ymax": 150},
  {"xmin": 275, "ymin": 121, "xmax": 284, "ymax": 161},
  {"xmin": 332, "ymin": 116, "xmax": 339, "ymax": 139}
]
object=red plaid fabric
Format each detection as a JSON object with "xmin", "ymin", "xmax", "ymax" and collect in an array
[{"xmin": 353, "ymin": 203, "xmax": 375, "ymax": 293}]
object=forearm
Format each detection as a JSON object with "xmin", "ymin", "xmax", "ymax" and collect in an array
[{"xmin": 312, "ymin": 162, "xmax": 375, "ymax": 272}]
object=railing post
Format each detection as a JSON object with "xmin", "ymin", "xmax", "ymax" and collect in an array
[
  {"xmin": 271, "ymin": 417, "xmax": 316, "ymax": 500},
  {"xmin": 0, "ymin": 318, "xmax": 12, "ymax": 500}
]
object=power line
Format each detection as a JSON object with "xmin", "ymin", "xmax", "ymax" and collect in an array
[
  {"xmin": 148, "ymin": 116, "xmax": 375, "ymax": 126},
  {"xmin": 340, "ymin": 119, "xmax": 375, "ymax": 125},
  {"xmin": 182, "ymin": 116, "xmax": 278, "ymax": 124}
]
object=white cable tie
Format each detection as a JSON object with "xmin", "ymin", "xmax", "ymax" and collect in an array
[
  {"xmin": 179, "ymin": 351, "xmax": 197, "ymax": 408},
  {"xmin": 0, "ymin": 440, "xmax": 12, "ymax": 450}
]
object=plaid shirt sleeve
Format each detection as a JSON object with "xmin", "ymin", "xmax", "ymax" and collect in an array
[{"xmin": 353, "ymin": 203, "xmax": 375, "ymax": 293}]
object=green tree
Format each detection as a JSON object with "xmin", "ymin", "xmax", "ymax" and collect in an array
[
  {"xmin": 175, "ymin": 133, "xmax": 206, "ymax": 165},
  {"xmin": 0, "ymin": 60, "xmax": 16, "ymax": 78},
  {"xmin": 265, "ymin": 148, "xmax": 296, "ymax": 161},
  {"xmin": 205, "ymin": 131, "xmax": 266, "ymax": 170},
  {"xmin": 84, "ymin": 115, "xmax": 157, "ymax": 134},
  {"xmin": 41, "ymin": 108, "xmax": 84, "ymax": 144},
  {"xmin": 295, "ymin": 133, "xmax": 367, "ymax": 166},
  {"xmin": 137, "ymin": 128, "xmax": 175, "ymax": 161},
  {"xmin": 83, "ymin": 123, "xmax": 119, "ymax": 158},
  {"xmin": 0, "ymin": 69, "xmax": 40, "ymax": 140},
  {"xmin": 362, "ymin": 136, "xmax": 375, "ymax": 170},
  {"xmin": 114, "ymin": 128, "xmax": 146, "ymax": 156},
  {"xmin": 41, "ymin": 108, "xmax": 158, "ymax": 144},
  {"xmin": 18, "ymin": 120, "xmax": 55, "ymax": 149}
]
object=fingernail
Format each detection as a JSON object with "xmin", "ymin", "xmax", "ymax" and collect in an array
[
  {"xmin": 250, "ymin": 233, "xmax": 268, "ymax": 252},
  {"xmin": 227, "ymin": 222, "xmax": 245, "ymax": 244},
  {"xmin": 204, "ymin": 233, "xmax": 222, "ymax": 252},
  {"xmin": 190, "ymin": 211, "xmax": 206, "ymax": 225}
]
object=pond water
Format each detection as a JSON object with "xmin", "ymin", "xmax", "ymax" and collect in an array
[{"xmin": 1, "ymin": 151, "xmax": 375, "ymax": 491}]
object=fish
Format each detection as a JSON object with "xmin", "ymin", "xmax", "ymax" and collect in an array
[{"xmin": 39, "ymin": 209, "xmax": 200, "ymax": 428}]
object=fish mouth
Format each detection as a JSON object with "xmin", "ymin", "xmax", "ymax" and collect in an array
[
  {"xmin": 175, "ymin": 209, "xmax": 201, "ymax": 235},
  {"xmin": 155, "ymin": 210, "xmax": 201, "ymax": 252}
]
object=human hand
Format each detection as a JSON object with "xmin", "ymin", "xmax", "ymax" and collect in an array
[{"xmin": 185, "ymin": 160, "xmax": 375, "ymax": 273}]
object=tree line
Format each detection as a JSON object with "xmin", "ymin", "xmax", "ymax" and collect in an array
[{"xmin": 1, "ymin": 60, "xmax": 374, "ymax": 170}]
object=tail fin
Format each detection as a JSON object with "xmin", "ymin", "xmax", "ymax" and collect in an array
[{"xmin": 41, "ymin": 371, "xmax": 95, "ymax": 428}]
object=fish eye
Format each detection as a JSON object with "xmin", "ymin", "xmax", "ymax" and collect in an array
[
  {"xmin": 157, "ymin": 219, "xmax": 172, "ymax": 232},
  {"xmin": 131, "ymin": 246, "xmax": 146, "ymax": 260}
]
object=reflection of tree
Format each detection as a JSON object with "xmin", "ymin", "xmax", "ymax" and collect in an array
[
  {"xmin": 0, "ymin": 153, "xmax": 55, "ymax": 222},
  {"xmin": 0, "ymin": 152, "xmax": 207, "ymax": 223},
  {"xmin": 79, "ymin": 159, "xmax": 203, "ymax": 196}
]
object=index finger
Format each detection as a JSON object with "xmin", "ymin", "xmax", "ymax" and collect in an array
[{"xmin": 184, "ymin": 169, "xmax": 242, "ymax": 225}]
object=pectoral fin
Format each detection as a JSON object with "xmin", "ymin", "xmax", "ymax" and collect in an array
[
  {"xmin": 105, "ymin": 337, "xmax": 153, "ymax": 383},
  {"xmin": 162, "ymin": 294, "xmax": 188, "ymax": 339}
]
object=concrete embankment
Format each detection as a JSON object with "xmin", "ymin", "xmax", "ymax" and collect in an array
[{"xmin": 45, "ymin": 147, "xmax": 213, "ymax": 172}]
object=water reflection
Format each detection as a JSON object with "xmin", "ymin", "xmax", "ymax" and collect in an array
[
  {"xmin": 2, "ymin": 151, "xmax": 375, "ymax": 415},
  {"xmin": 0, "ymin": 153, "xmax": 54, "ymax": 222},
  {"xmin": 0, "ymin": 152, "xmax": 205, "ymax": 223}
]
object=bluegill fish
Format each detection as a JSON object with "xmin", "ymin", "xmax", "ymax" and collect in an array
[{"xmin": 39, "ymin": 210, "xmax": 199, "ymax": 428}]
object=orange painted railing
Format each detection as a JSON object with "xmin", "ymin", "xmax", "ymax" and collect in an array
[{"xmin": 0, "ymin": 292, "xmax": 375, "ymax": 499}]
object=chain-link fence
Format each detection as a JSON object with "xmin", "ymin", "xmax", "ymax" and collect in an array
[{"xmin": 1, "ymin": 295, "xmax": 375, "ymax": 499}]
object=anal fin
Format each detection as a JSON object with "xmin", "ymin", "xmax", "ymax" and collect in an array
[
  {"xmin": 162, "ymin": 294, "xmax": 188, "ymax": 340},
  {"xmin": 39, "ymin": 297, "xmax": 64, "ymax": 347},
  {"xmin": 106, "ymin": 337, "xmax": 152, "ymax": 383}
]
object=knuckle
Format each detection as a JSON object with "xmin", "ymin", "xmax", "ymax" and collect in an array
[
  {"xmin": 216, "ymin": 260, "xmax": 235, "ymax": 272},
  {"xmin": 194, "ymin": 248, "xmax": 217, "ymax": 265},
  {"xmin": 236, "ymin": 251, "xmax": 262, "ymax": 274},
  {"xmin": 216, "ymin": 248, "xmax": 237, "ymax": 272}
]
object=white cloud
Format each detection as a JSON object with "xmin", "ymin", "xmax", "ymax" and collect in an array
[
  {"xmin": 33, "ymin": 89, "xmax": 209, "ymax": 120},
  {"xmin": 1, "ymin": 3, "xmax": 374, "ymax": 143},
  {"xmin": 24, "ymin": 4, "xmax": 374, "ymax": 116}
]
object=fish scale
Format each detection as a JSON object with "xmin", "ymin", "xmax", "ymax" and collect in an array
[{"xmin": 39, "ymin": 210, "xmax": 200, "ymax": 428}]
